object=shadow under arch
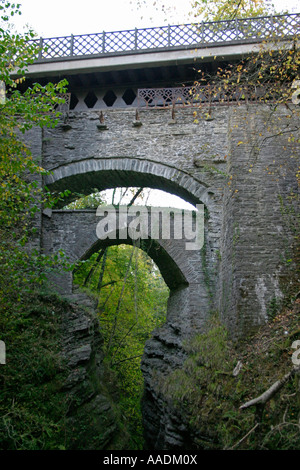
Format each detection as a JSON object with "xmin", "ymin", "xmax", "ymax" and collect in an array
[{"xmin": 44, "ymin": 157, "xmax": 213, "ymax": 210}]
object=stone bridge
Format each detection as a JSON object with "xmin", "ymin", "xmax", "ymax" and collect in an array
[
  {"xmin": 21, "ymin": 14, "xmax": 300, "ymax": 449},
  {"xmin": 37, "ymin": 103, "xmax": 298, "ymax": 335}
]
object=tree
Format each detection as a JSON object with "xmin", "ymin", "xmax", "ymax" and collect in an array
[
  {"xmin": 0, "ymin": 1, "xmax": 69, "ymax": 310},
  {"xmin": 0, "ymin": 2, "xmax": 74, "ymax": 449},
  {"xmin": 190, "ymin": 0, "xmax": 274, "ymax": 22},
  {"xmin": 74, "ymin": 242, "xmax": 169, "ymax": 448}
]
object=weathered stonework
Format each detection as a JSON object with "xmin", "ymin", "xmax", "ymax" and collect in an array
[
  {"xmin": 27, "ymin": 103, "xmax": 299, "ymax": 449},
  {"xmin": 37, "ymin": 105, "xmax": 299, "ymax": 333},
  {"xmin": 60, "ymin": 293, "xmax": 119, "ymax": 449}
]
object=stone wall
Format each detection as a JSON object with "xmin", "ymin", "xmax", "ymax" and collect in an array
[
  {"xmin": 218, "ymin": 105, "xmax": 299, "ymax": 335},
  {"xmin": 36, "ymin": 104, "xmax": 299, "ymax": 336}
]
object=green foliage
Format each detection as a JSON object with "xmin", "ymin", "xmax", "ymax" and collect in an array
[
  {"xmin": 267, "ymin": 296, "xmax": 281, "ymax": 320},
  {"xmin": 0, "ymin": 2, "xmax": 72, "ymax": 450},
  {"xmin": 161, "ymin": 310, "xmax": 300, "ymax": 450},
  {"xmin": 161, "ymin": 315, "xmax": 245, "ymax": 449},
  {"xmin": 0, "ymin": 2, "xmax": 71, "ymax": 307},
  {"xmin": 64, "ymin": 190, "xmax": 107, "ymax": 209},
  {"xmin": 190, "ymin": 0, "xmax": 273, "ymax": 22},
  {"xmin": 74, "ymin": 243, "xmax": 169, "ymax": 449},
  {"xmin": 0, "ymin": 292, "xmax": 69, "ymax": 449}
]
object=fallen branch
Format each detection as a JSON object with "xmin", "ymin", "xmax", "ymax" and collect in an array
[{"xmin": 240, "ymin": 366, "xmax": 300, "ymax": 410}]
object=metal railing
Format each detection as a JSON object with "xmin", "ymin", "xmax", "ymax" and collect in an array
[
  {"xmin": 32, "ymin": 13, "xmax": 299, "ymax": 62},
  {"xmin": 137, "ymin": 84, "xmax": 290, "ymax": 108}
]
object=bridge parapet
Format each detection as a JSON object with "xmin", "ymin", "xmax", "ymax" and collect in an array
[{"xmin": 32, "ymin": 13, "xmax": 299, "ymax": 63}]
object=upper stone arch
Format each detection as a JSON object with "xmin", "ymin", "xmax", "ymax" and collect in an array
[{"xmin": 44, "ymin": 157, "xmax": 214, "ymax": 210}]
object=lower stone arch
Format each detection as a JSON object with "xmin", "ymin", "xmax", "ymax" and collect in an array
[
  {"xmin": 71, "ymin": 229, "xmax": 194, "ymax": 343},
  {"xmin": 80, "ymin": 236, "xmax": 189, "ymax": 292},
  {"xmin": 42, "ymin": 207, "xmax": 209, "ymax": 329}
]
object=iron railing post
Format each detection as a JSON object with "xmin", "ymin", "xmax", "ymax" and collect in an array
[
  {"xmin": 135, "ymin": 28, "xmax": 138, "ymax": 50},
  {"xmin": 70, "ymin": 34, "xmax": 74, "ymax": 57},
  {"xmin": 102, "ymin": 31, "xmax": 105, "ymax": 54},
  {"xmin": 38, "ymin": 37, "xmax": 43, "ymax": 61},
  {"xmin": 270, "ymin": 14, "xmax": 274, "ymax": 36}
]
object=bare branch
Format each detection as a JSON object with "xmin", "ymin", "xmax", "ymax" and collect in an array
[
  {"xmin": 111, "ymin": 354, "xmax": 143, "ymax": 367},
  {"xmin": 128, "ymin": 187, "xmax": 144, "ymax": 207},
  {"xmin": 240, "ymin": 366, "xmax": 300, "ymax": 410}
]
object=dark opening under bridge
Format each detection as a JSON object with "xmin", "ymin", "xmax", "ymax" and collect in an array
[{"xmin": 22, "ymin": 13, "xmax": 300, "ymax": 450}]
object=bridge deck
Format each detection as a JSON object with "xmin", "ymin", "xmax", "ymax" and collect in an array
[{"xmin": 21, "ymin": 13, "xmax": 299, "ymax": 81}]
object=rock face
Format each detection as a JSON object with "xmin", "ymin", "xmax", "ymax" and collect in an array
[
  {"xmin": 141, "ymin": 320, "xmax": 204, "ymax": 450},
  {"xmin": 59, "ymin": 289, "xmax": 200, "ymax": 450},
  {"xmin": 141, "ymin": 324, "xmax": 187, "ymax": 449},
  {"xmin": 60, "ymin": 291, "xmax": 119, "ymax": 450}
]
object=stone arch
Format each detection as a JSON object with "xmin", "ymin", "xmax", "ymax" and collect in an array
[
  {"xmin": 41, "ymin": 155, "xmax": 220, "ymax": 450},
  {"xmin": 42, "ymin": 205, "xmax": 210, "ymax": 334},
  {"xmin": 44, "ymin": 208, "xmax": 205, "ymax": 289},
  {"xmin": 42, "ymin": 156, "xmax": 220, "ymax": 325},
  {"xmin": 44, "ymin": 157, "xmax": 215, "ymax": 211},
  {"xmin": 78, "ymin": 235, "xmax": 189, "ymax": 292}
]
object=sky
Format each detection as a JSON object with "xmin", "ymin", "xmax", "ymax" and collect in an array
[
  {"xmin": 12, "ymin": 0, "xmax": 299, "ymax": 38},
  {"xmin": 12, "ymin": 0, "xmax": 193, "ymax": 37}
]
